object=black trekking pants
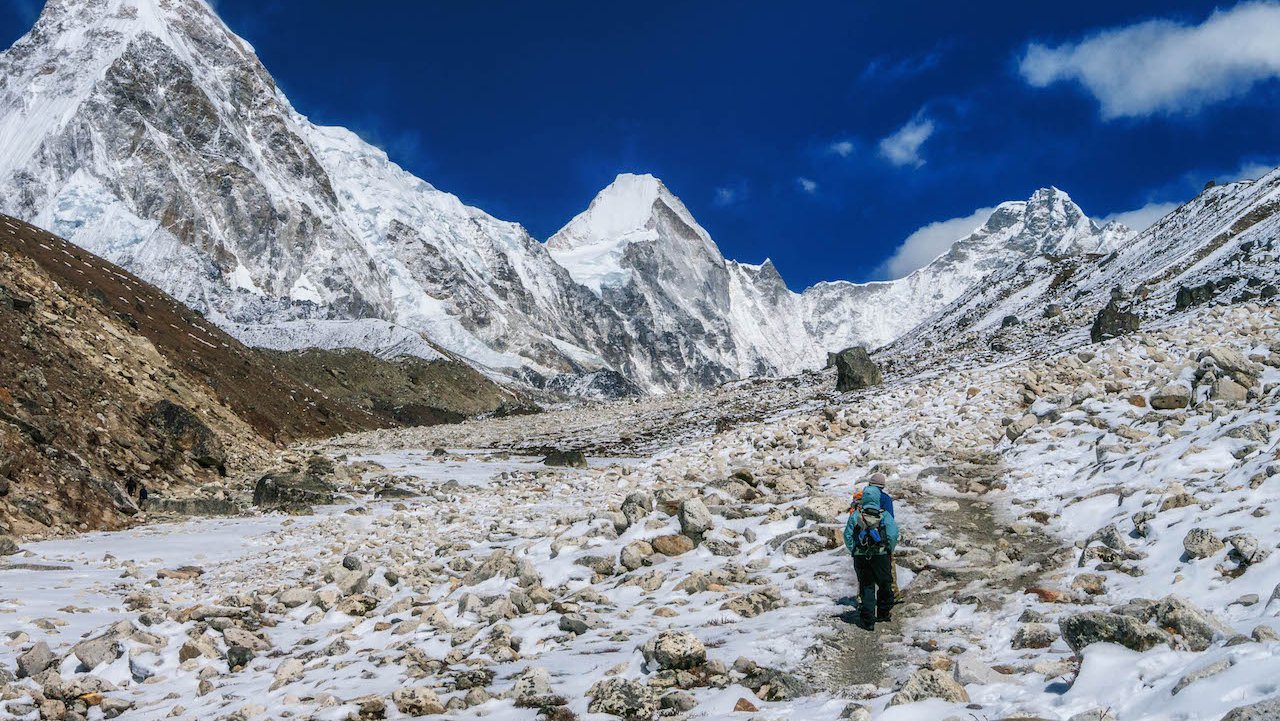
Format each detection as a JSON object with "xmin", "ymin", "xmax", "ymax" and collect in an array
[{"xmin": 853, "ymin": 553, "xmax": 894, "ymax": 622}]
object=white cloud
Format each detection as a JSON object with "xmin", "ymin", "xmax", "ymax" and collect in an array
[
  {"xmin": 878, "ymin": 116, "xmax": 935, "ymax": 168},
  {"xmin": 796, "ymin": 177, "xmax": 818, "ymax": 194},
  {"xmin": 1099, "ymin": 201, "xmax": 1182, "ymax": 233},
  {"xmin": 1231, "ymin": 161, "xmax": 1276, "ymax": 181},
  {"xmin": 877, "ymin": 206, "xmax": 995, "ymax": 279},
  {"xmin": 1019, "ymin": 2, "xmax": 1280, "ymax": 118},
  {"xmin": 829, "ymin": 140, "xmax": 855, "ymax": 157},
  {"xmin": 713, "ymin": 187, "xmax": 737, "ymax": 207}
]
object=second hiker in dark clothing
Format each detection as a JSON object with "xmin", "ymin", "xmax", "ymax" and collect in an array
[{"xmin": 843, "ymin": 490, "xmax": 899, "ymax": 627}]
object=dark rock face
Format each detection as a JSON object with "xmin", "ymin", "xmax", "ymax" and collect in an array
[
  {"xmin": 542, "ymin": 450, "xmax": 588, "ymax": 468},
  {"xmin": 1090, "ymin": 296, "xmax": 1140, "ymax": 344},
  {"xmin": 833, "ymin": 346, "xmax": 883, "ymax": 392},
  {"xmin": 1059, "ymin": 611, "xmax": 1170, "ymax": 654},
  {"xmin": 253, "ymin": 457, "xmax": 338, "ymax": 512},
  {"xmin": 148, "ymin": 400, "xmax": 227, "ymax": 474},
  {"xmin": 1176, "ymin": 282, "xmax": 1218, "ymax": 310}
]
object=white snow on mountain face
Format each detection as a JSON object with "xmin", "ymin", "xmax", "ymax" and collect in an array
[{"xmin": 0, "ymin": 0, "xmax": 1139, "ymax": 395}]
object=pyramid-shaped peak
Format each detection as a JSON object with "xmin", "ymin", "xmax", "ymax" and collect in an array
[{"xmin": 548, "ymin": 172, "xmax": 694, "ymax": 251}]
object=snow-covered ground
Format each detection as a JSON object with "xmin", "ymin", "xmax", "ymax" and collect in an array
[{"xmin": 2, "ymin": 301, "xmax": 1278, "ymax": 721}]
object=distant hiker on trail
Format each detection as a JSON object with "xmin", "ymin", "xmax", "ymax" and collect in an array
[{"xmin": 844, "ymin": 486, "xmax": 899, "ymax": 628}]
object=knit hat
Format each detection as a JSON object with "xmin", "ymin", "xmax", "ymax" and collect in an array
[{"xmin": 868, "ymin": 473, "xmax": 887, "ymax": 488}]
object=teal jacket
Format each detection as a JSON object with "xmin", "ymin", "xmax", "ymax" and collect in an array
[{"xmin": 843, "ymin": 491, "xmax": 899, "ymax": 556}]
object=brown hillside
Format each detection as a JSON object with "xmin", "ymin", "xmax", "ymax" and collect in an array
[{"xmin": 0, "ymin": 214, "xmax": 385, "ymax": 539}]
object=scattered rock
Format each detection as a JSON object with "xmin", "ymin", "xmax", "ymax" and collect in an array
[
  {"xmin": 16, "ymin": 641, "xmax": 56, "ymax": 678},
  {"xmin": 1059, "ymin": 612, "xmax": 1170, "ymax": 654},
  {"xmin": 587, "ymin": 677, "xmax": 654, "ymax": 720},
  {"xmin": 1182, "ymin": 528, "xmax": 1225, "ymax": 560},
  {"xmin": 677, "ymin": 498, "xmax": 713, "ymax": 540},
  {"xmin": 650, "ymin": 534, "xmax": 694, "ymax": 557},
  {"xmin": 392, "ymin": 687, "xmax": 445, "ymax": 716},
  {"xmin": 888, "ymin": 668, "xmax": 971, "ymax": 706}
]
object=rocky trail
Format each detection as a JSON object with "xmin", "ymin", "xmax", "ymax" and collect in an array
[{"xmin": 1, "ymin": 301, "xmax": 1279, "ymax": 721}]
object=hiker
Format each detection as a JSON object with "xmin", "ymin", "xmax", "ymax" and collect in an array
[
  {"xmin": 843, "ymin": 489, "xmax": 899, "ymax": 627},
  {"xmin": 867, "ymin": 473, "xmax": 894, "ymax": 517},
  {"xmin": 138, "ymin": 484, "xmax": 149, "ymax": 509},
  {"xmin": 865, "ymin": 473, "xmax": 901, "ymax": 597}
]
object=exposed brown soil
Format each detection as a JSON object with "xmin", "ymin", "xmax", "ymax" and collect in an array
[
  {"xmin": 0, "ymin": 214, "xmax": 387, "ymax": 538},
  {"xmin": 261, "ymin": 348, "xmax": 534, "ymax": 427}
]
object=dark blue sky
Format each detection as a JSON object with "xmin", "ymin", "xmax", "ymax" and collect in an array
[{"xmin": 2, "ymin": 0, "xmax": 1278, "ymax": 286}]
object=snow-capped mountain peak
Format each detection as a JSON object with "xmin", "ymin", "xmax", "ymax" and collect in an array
[{"xmin": 547, "ymin": 173, "xmax": 723, "ymax": 293}]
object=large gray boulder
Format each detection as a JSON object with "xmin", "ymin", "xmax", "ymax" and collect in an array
[
  {"xmin": 1059, "ymin": 612, "xmax": 1171, "ymax": 654},
  {"xmin": 641, "ymin": 631, "xmax": 706, "ymax": 671},
  {"xmin": 834, "ymin": 346, "xmax": 882, "ymax": 392},
  {"xmin": 587, "ymin": 677, "xmax": 655, "ymax": 719},
  {"xmin": 677, "ymin": 498, "xmax": 714, "ymax": 540},
  {"xmin": 1154, "ymin": 595, "xmax": 1232, "ymax": 651},
  {"xmin": 16, "ymin": 641, "xmax": 57, "ymax": 678}
]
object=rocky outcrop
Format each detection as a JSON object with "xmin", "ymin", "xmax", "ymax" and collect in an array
[
  {"xmin": 148, "ymin": 400, "xmax": 227, "ymax": 474},
  {"xmin": 1090, "ymin": 291, "xmax": 1141, "ymax": 343}
]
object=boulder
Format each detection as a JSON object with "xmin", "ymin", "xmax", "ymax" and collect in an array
[
  {"xmin": 1182, "ymin": 528, "xmax": 1225, "ymax": 560},
  {"xmin": 17, "ymin": 641, "xmax": 57, "ymax": 678},
  {"xmin": 542, "ymin": 450, "xmax": 588, "ymax": 468},
  {"xmin": 1059, "ymin": 612, "xmax": 1170, "ymax": 654},
  {"xmin": 226, "ymin": 645, "xmax": 254, "ymax": 670},
  {"xmin": 677, "ymin": 498, "xmax": 713, "ymax": 540},
  {"xmin": 587, "ymin": 677, "xmax": 654, "ymax": 720},
  {"xmin": 641, "ymin": 631, "xmax": 706, "ymax": 671},
  {"xmin": 1011, "ymin": 623, "xmax": 1058, "ymax": 649},
  {"xmin": 1227, "ymin": 534, "xmax": 1270, "ymax": 566},
  {"xmin": 71, "ymin": 630, "xmax": 123, "ymax": 671},
  {"xmin": 888, "ymin": 668, "xmax": 970, "ymax": 706},
  {"xmin": 1005, "ymin": 414, "xmax": 1038, "ymax": 441},
  {"xmin": 1150, "ymin": 382, "xmax": 1191, "ymax": 410},
  {"xmin": 0, "ymin": 535, "xmax": 19, "ymax": 556},
  {"xmin": 1090, "ymin": 296, "xmax": 1140, "ymax": 344},
  {"xmin": 512, "ymin": 666, "xmax": 553, "ymax": 702},
  {"xmin": 148, "ymin": 400, "xmax": 226, "ymax": 474},
  {"xmin": 1212, "ymin": 378, "xmax": 1249, "ymax": 403},
  {"xmin": 1154, "ymin": 595, "xmax": 1231, "ymax": 651},
  {"xmin": 619, "ymin": 540, "xmax": 654, "ymax": 571},
  {"xmin": 392, "ymin": 687, "xmax": 445, "ymax": 716},
  {"xmin": 834, "ymin": 347, "xmax": 883, "ymax": 392},
  {"xmin": 799, "ymin": 495, "xmax": 847, "ymax": 525},
  {"xmin": 650, "ymin": 534, "xmax": 694, "ymax": 557}
]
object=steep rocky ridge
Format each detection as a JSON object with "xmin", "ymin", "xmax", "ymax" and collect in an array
[{"xmin": 883, "ymin": 169, "xmax": 1280, "ymax": 373}]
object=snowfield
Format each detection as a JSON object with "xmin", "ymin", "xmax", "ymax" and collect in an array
[{"xmin": 2, "ymin": 300, "xmax": 1278, "ymax": 721}]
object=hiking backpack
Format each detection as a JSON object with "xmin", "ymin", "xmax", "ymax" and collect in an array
[{"xmin": 856, "ymin": 508, "xmax": 888, "ymax": 551}]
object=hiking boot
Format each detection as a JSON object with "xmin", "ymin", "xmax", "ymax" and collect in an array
[{"xmin": 876, "ymin": 612, "xmax": 893, "ymax": 623}]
